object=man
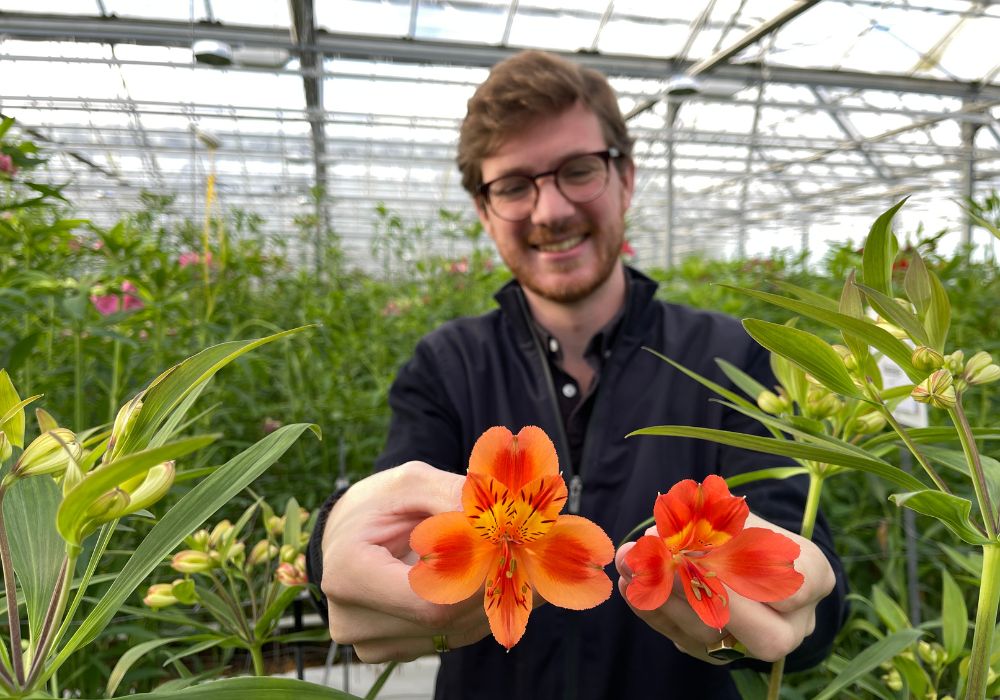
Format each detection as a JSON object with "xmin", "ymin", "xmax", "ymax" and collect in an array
[{"xmin": 307, "ymin": 50, "xmax": 846, "ymax": 699}]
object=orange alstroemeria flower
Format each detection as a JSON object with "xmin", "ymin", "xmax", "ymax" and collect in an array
[
  {"xmin": 623, "ymin": 474, "xmax": 803, "ymax": 630},
  {"xmin": 409, "ymin": 426, "xmax": 614, "ymax": 649}
]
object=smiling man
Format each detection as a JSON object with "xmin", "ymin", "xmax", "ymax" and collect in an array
[{"xmin": 308, "ymin": 50, "xmax": 847, "ymax": 699}]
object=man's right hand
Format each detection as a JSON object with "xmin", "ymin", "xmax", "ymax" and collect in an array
[{"xmin": 320, "ymin": 461, "xmax": 491, "ymax": 662}]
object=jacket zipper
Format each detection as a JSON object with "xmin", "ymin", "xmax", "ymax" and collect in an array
[{"xmin": 516, "ymin": 292, "xmax": 582, "ymax": 514}]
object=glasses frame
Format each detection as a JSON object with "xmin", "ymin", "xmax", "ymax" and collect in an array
[{"xmin": 477, "ymin": 147, "xmax": 622, "ymax": 222}]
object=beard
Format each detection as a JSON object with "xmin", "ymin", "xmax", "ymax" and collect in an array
[{"xmin": 508, "ymin": 219, "xmax": 624, "ymax": 304}]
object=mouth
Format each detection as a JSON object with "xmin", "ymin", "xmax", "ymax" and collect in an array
[{"xmin": 534, "ymin": 234, "xmax": 586, "ymax": 253}]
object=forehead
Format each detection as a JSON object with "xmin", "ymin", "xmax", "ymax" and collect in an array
[{"xmin": 480, "ymin": 102, "xmax": 606, "ymax": 180}]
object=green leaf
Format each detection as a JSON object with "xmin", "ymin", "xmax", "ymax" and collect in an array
[
  {"xmin": 644, "ymin": 348, "xmax": 761, "ymax": 413},
  {"xmin": 861, "ymin": 427, "xmax": 1000, "ymax": 450},
  {"xmin": 904, "ymin": 252, "xmax": 933, "ymax": 319},
  {"xmin": 840, "ymin": 271, "xmax": 870, "ymax": 368},
  {"xmin": 893, "ymin": 653, "xmax": 929, "ymax": 699},
  {"xmin": 715, "ymin": 358, "xmax": 769, "ymax": 403},
  {"xmin": 718, "ymin": 285, "xmax": 922, "ymax": 382},
  {"xmin": 161, "ymin": 637, "xmax": 229, "ymax": 667},
  {"xmin": 0, "ymin": 369, "xmax": 27, "ymax": 448},
  {"xmin": 254, "ymin": 584, "xmax": 301, "ymax": 639},
  {"xmin": 282, "ymin": 496, "xmax": 302, "ymax": 551},
  {"xmin": 871, "ymin": 583, "xmax": 911, "ymax": 632},
  {"xmin": 95, "ymin": 676, "xmax": 363, "ymax": 699},
  {"xmin": 5, "ymin": 476, "xmax": 65, "ymax": 639},
  {"xmin": 57, "ymin": 436, "xmax": 218, "ymax": 545},
  {"xmin": 743, "ymin": 319, "xmax": 863, "ymax": 399},
  {"xmin": 729, "ymin": 668, "xmax": 768, "ymax": 700},
  {"xmin": 41, "ymin": 423, "xmax": 320, "ymax": 685},
  {"xmin": 770, "ymin": 342, "xmax": 808, "ymax": 408},
  {"xmin": 812, "ymin": 628, "xmax": 922, "ymax": 700},
  {"xmin": 924, "ymin": 268, "xmax": 951, "ymax": 352},
  {"xmin": 725, "ymin": 466, "xmax": 810, "ymax": 489},
  {"xmin": 107, "ymin": 636, "xmax": 201, "ymax": 696},
  {"xmin": 861, "ymin": 199, "xmax": 906, "ymax": 297},
  {"xmin": 854, "ymin": 282, "xmax": 929, "ymax": 347},
  {"xmin": 941, "ymin": 568, "xmax": 968, "ymax": 661},
  {"xmin": 627, "ymin": 426, "xmax": 927, "ymax": 491},
  {"xmin": 939, "ymin": 543, "xmax": 983, "ymax": 579},
  {"xmin": 889, "ymin": 490, "xmax": 990, "ymax": 545},
  {"xmin": 918, "ymin": 444, "xmax": 1000, "ymax": 509},
  {"xmin": 116, "ymin": 327, "xmax": 312, "ymax": 459},
  {"xmin": 771, "ymin": 280, "xmax": 840, "ymax": 311}
]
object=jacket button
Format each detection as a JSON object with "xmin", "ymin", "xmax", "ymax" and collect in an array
[{"xmin": 562, "ymin": 383, "xmax": 578, "ymax": 398}]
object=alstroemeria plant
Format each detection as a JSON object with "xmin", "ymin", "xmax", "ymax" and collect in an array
[
  {"xmin": 409, "ymin": 425, "xmax": 614, "ymax": 649},
  {"xmin": 623, "ymin": 475, "xmax": 803, "ymax": 630}
]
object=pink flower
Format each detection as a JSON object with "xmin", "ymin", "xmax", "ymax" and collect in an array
[
  {"xmin": 90, "ymin": 280, "xmax": 144, "ymax": 316},
  {"xmin": 449, "ymin": 258, "xmax": 469, "ymax": 274},
  {"xmin": 621, "ymin": 240, "xmax": 635, "ymax": 257},
  {"xmin": 178, "ymin": 251, "xmax": 213, "ymax": 269},
  {"xmin": 120, "ymin": 280, "xmax": 144, "ymax": 311},
  {"xmin": 0, "ymin": 154, "xmax": 15, "ymax": 177}
]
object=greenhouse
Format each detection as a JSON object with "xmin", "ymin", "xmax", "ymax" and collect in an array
[{"xmin": 1, "ymin": 0, "xmax": 999, "ymax": 698}]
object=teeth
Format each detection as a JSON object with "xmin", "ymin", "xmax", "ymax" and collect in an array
[{"xmin": 537, "ymin": 236, "xmax": 584, "ymax": 253}]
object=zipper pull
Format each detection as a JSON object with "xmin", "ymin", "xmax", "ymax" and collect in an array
[{"xmin": 567, "ymin": 474, "xmax": 583, "ymax": 514}]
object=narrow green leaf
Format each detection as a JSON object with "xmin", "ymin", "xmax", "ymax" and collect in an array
[
  {"xmin": 918, "ymin": 444, "xmax": 1000, "ymax": 509},
  {"xmin": 939, "ymin": 543, "xmax": 983, "ymax": 579},
  {"xmin": 840, "ymin": 271, "xmax": 870, "ymax": 368},
  {"xmin": 855, "ymin": 282, "xmax": 929, "ymax": 346},
  {"xmin": 861, "ymin": 427, "xmax": 1000, "ymax": 450},
  {"xmin": 871, "ymin": 583, "xmax": 911, "ymax": 632},
  {"xmin": 715, "ymin": 358, "xmax": 769, "ymax": 403},
  {"xmin": 96, "ymin": 676, "xmax": 363, "ymax": 699},
  {"xmin": 5, "ymin": 476, "xmax": 64, "ymax": 639},
  {"xmin": 717, "ymin": 285, "xmax": 922, "ymax": 381},
  {"xmin": 893, "ymin": 653, "xmax": 929, "ymax": 699},
  {"xmin": 628, "ymin": 425, "xmax": 927, "ymax": 491},
  {"xmin": 772, "ymin": 280, "xmax": 840, "ymax": 311},
  {"xmin": 729, "ymin": 668, "xmax": 768, "ymax": 700},
  {"xmin": 0, "ymin": 369, "xmax": 28, "ymax": 448},
  {"xmin": 889, "ymin": 490, "xmax": 990, "ymax": 545},
  {"xmin": 42, "ymin": 423, "xmax": 319, "ymax": 683},
  {"xmin": 644, "ymin": 348, "xmax": 760, "ymax": 412},
  {"xmin": 161, "ymin": 637, "xmax": 229, "ymax": 667},
  {"xmin": 924, "ymin": 269, "xmax": 951, "ymax": 352},
  {"xmin": 904, "ymin": 252, "xmax": 933, "ymax": 319},
  {"xmin": 770, "ymin": 343, "xmax": 809, "ymax": 408},
  {"xmin": 861, "ymin": 199, "xmax": 906, "ymax": 297},
  {"xmin": 941, "ymin": 569, "xmax": 968, "ymax": 661},
  {"xmin": 812, "ymin": 628, "xmax": 922, "ymax": 700},
  {"xmin": 57, "ymin": 436, "xmax": 218, "ymax": 545},
  {"xmin": 107, "ymin": 636, "xmax": 200, "ymax": 697},
  {"xmin": 743, "ymin": 319, "xmax": 863, "ymax": 399},
  {"xmin": 116, "ymin": 327, "xmax": 312, "ymax": 458},
  {"xmin": 254, "ymin": 585, "xmax": 301, "ymax": 639},
  {"xmin": 725, "ymin": 466, "xmax": 809, "ymax": 489}
]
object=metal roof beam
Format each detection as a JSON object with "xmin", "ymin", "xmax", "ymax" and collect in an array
[
  {"xmin": 3, "ymin": 13, "xmax": 999, "ymax": 99},
  {"xmin": 811, "ymin": 87, "xmax": 893, "ymax": 183}
]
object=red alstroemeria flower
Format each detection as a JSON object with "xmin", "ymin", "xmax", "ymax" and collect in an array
[
  {"xmin": 623, "ymin": 474, "xmax": 803, "ymax": 630},
  {"xmin": 409, "ymin": 426, "xmax": 614, "ymax": 649}
]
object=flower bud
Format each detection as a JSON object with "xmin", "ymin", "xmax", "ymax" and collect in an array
[
  {"xmin": 226, "ymin": 541, "xmax": 245, "ymax": 565},
  {"xmin": 171, "ymin": 578, "xmax": 197, "ymax": 604},
  {"xmin": 266, "ymin": 515, "xmax": 285, "ymax": 536},
  {"xmin": 882, "ymin": 669, "xmax": 903, "ymax": 692},
  {"xmin": 14, "ymin": 429, "xmax": 83, "ymax": 478},
  {"xmin": 831, "ymin": 344, "xmax": 859, "ymax": 372},
  {"xmin": 943, "ymin": 350, "xmax": 965, "ymax": 375},
  {"xmin": 143, "ymin": 583, "xmax": 178, "ymax": 609},
  {"xmin": 188, "ymin": 529, "xmax": 210, "ymax": 551},
  {"xmin": 209, "ymin": 519, "xmax": 233, "ymax": 548},
  {"xmin": 248, "ymin": 540, "xmax": 278, "ymax": 567},
  {"xmin": 805, "ymin": 387, "xmax": 842, "ymax": 420},
  {"xmin": 105, "ymin": 395, "xmax": 143, "ymax": 465},
  {"xmin": 911, "ymin": 369, "xmax": 957, "ymax": 409},
  {"xmin": 279, "ymin": 543, "xmax": 298, "ymax": 564},
  {"xmin": 854, "ymin": 412, "xmax": 887, "ymax": 434},
  {"xmin": 171, "ymin": 549, "xmax": 215, "ymax": 574},
  {"xmin": 121, "ymin": 461, "xmax": 175, "ymax": 515},
  {"xmin": 876, "ymin": 321, "xmax": 908, "ymax": 340},
  {"xmin": 756, "ymin": 390, "xmax": 789, "ymax": 415},
  {"xmin": 911, "ymin": 346, "xmax": 944, "ymax": 372},
  {"xmin": 85, "ymin": 488, "xmax": 130, "ymax": 522},
  {"xmin": 276, "ymin": 559, "xmax": 307, "ymax": 587},
  {"xmin": 964, "ymin": 351, "xmax": 1000, "ymax": 386}
]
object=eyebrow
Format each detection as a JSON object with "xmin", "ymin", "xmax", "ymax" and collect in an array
[{"xmin": 489, "ymin": 148, "xmax": 605, "ymax": 180}]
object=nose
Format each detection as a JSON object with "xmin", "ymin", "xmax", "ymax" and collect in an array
[{"xmin": 530, "ymin": 176, "xmax": 576, "ymax": 228}]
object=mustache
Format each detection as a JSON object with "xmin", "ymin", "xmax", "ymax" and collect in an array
[{"xmin": 527, "ymin": 225, "xmax": 588, "ymax": 246}]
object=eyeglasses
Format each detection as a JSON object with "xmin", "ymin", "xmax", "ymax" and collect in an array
[{"xmin": 478, "ymin": 147, "xmax": 621, "ymax": 222}]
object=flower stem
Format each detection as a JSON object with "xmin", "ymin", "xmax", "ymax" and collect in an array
[
  {"xmin": 108, "ymin": 336, "xmax": 121, "ymax": 423},
  {"xmin": 24, "ymin": 555, "xmax": 74, "ymax": 690},
  {"xmin": 966, "ymin": 544, "xmax": 1000, "ymax": 700},
  {"xmin": 949, "ymin": 402, "xmax": 998, "ymax": 539},
  {"xmin": 250, "ymin": 644, "xmax": 265, "ymax": 676},
  {"xmin": 0, "ymin": 483, "xmax": 26, "ymax": 686},
  {"xmin": 73, "ymin": 330, "xmax": 83, "ymax": 432}
]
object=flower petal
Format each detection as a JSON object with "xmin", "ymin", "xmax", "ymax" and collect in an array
[
  {"xmin": 699, "ymin": 527, "xmax": 804, "ymax": 603},
  {"xmin": 654, "ymin": 475, "xmax": 747, "ymax": 552},
  {"xmin": 622, "ymin": 534, "xmax": 675, "ymax": 610},
  {"xmin": 519, "ymin": 514, "xmax": 613, "ymax": 610},
  {"xmin": 509, "ymin": 474, "xmax": 568, "ymax": 542},
  {"xmin": 463, "ymin": 472, "xmax": 510, "ymax": 540},
  {"xmin": 679, "ymin": 558, "xmax": 731, "ymax": 630},
  {"xmin": 468, "ymin": 425, "xmax": 558, "ymax": 490},
  {"xmin": 484, "ymin": 546, "xmax": 532, "ymax": 649},
  {"xmin": 409, "ymin": 511, "xmax": 494, "ymax": 604}
]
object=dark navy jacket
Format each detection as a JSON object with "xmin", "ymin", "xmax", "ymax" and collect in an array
[{"xmin": 309, "ymin": 267, "xmax": 847, "ymax": 700}]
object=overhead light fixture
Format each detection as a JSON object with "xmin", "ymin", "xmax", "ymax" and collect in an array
[
  {"xmin": 664, "ymin": 75, "xmax": 703, "ymax": 97},
  {"xmin": 192, "ymin": 39, "xmax": 233, "ymax": 67}
]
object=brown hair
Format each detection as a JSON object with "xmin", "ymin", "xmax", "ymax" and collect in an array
[{"xmin": 457, "ymin": 50, "xmax": 634, "ymax": 196}]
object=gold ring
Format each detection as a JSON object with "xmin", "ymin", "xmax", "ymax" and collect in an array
[
  {"xmin": 432, "ymin": 633, "xmax": 450, "ymax": 654},
  {"xmin": 706, "ymin": 632, "xmax": 747, "ymax": 662}
]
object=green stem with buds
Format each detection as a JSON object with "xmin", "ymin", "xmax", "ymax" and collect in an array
[
  {"xmin": 966, "ymin": 544, "xmax": 1000, "ymax": 700},
  {"xmin": 949, "ymin": 401, "xmax": 998, "ymax": 539}
]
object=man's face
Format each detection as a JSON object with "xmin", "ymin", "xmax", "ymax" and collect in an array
[{"xmin": 475, "ymin": 102, "xmax": 635, "ymax": 304}]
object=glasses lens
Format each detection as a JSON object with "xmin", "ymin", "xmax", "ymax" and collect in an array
[
  {"xmin": 486, "ymin": 176, "xmax": 535, "ymax": 221},
  {"xmin": 556, "ymin": 154, "xmax": 609, "ymax": 203}
]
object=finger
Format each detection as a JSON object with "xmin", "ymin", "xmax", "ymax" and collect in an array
[
  {"xmin": 352, "ymin": 617, "xmax": 493, "ymax": 664},
  {"xmin": 328, "ymin": 593, "xmax": 487, "ymax": 644}
]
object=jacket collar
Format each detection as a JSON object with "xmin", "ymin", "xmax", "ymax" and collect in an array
[{"xmin": 493, "ymin": 266, "xmax": 659, "ymax": 349}]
